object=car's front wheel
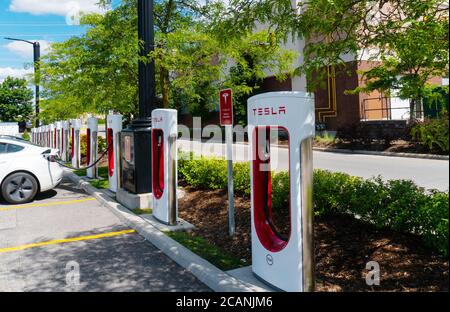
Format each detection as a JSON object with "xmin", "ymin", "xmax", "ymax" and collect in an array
[{"xmin": 1, "ymin": 172, "xmax": 39, "ymax": 204}]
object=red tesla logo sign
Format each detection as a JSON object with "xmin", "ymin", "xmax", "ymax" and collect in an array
[{"xmin": 220, "ymin": 89, "xmax": 233, "ymax": 126}]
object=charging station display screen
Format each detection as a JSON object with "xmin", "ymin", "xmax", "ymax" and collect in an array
[
  {"xmin": 253, "ymin": 126, "xmax": 291, "ymax": 252},
  {"xmin": 152, "ymin": 129, "xmax": 165, "ymax": 199}
]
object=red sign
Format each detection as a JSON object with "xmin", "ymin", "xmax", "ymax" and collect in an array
[{"xmin": 220, "ymin": 89, "xmax": 233, "ymax": 126}]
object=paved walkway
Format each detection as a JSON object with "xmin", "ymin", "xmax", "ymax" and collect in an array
[{"xmin": 0, "ymin": 179, "xmax": 210, "ymax": 292}]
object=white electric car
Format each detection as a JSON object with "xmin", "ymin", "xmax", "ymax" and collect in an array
[{"xmin": 0, "ymin": 135, "xmax": 63, "ymax": 204}]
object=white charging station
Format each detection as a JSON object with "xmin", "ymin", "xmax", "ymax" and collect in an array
[
  {"xmin": 55, "ymin": 121, "xmax": 63, "ymax": 154},
  {"xmin": 47, "ymin": 125, "xmax": 52, "ymax": 147},
  {"xmin": 36, "ymin": 127, "xmax": 41, "ymax": 146},
  {"xmin": 87, "ymin": 117, "xmax": 99, "ymax": 179},
  {"xmin": 107, "ymin": 113, "xmax": 122, "ymax": 193},
  {"xmin": 48, "ymin": 124, "xmax": 54, "ymax": 148},
  {"xmin": 71, "ymin": 119, "xmax": 81, "ymax": 168},
  {"xmin": 61, "ymin": 121, "xmax": 69, "ymax": 161},
  {"xmin": 151, "ymin": 109, "xmax": 178, "ymax": 225},
  {"xmin": 247, "ymin": 92, "xmax": 315, "ymax": 292},
  {"xmin": 38, "ymin": 126, "xmax": 44, "ymax": 146},
  {"xmin": 43, "ymin": 125, "xmax": 48, "ymax": 147}
]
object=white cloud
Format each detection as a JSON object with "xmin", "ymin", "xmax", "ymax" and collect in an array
[
  {"xmin": 0, "ymin": 67, "xmax": 33, "ymax": 82},
  {"xmin": 5, "ymin": 40, "xmax": 52, "ymax": 59},
  {"xmin": 9, "ymin": 0, "xmax": 109, "ymax": 16}
]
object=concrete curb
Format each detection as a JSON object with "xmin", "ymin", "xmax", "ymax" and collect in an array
[
  {"xmin": 64, "ymin": 170, "xmax": 267, "ymax": 293},
  {"xmin": 312, "ymin": 147, "xmax": 449, "ymax": 160}
]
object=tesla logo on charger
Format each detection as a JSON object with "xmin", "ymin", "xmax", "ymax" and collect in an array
[
  {"xmin": 253, "ymin": 106, "xmax": 286, "ymax": 116},
  {"xmin": 266, "ymin": 254, "xmax": 274, "ymax": 266}
]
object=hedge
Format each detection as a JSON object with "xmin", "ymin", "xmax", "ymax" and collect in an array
[{"xmin": 178, "ymin": 154, "xmax": 449, "ymax": 255}]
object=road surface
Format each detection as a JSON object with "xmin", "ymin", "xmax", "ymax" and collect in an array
[
  {"xmin": 178, "ymin": 140, "xmax": 449, "ymax": 191},
  {"xmin": 0, "ymin": 179, "xmax": 210, "ymax": 292}
]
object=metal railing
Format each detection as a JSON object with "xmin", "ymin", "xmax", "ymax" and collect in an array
[{"xmin": 361, "ymin": 97, "xmax": 423, "ymax": 121}]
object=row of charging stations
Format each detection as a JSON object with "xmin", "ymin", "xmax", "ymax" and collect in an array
[
  {"xmin": 31, "ymin": 120, "xmax": 81, "ymax": 163},
  {"xmin": 30, "ymin": 92, "xmax": 314, "ymax": 292},
  {"xmin": 31, "ymin": 115, "xmax": 121, "ymax": 194}
]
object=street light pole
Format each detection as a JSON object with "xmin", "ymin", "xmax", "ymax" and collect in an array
[
  {"xmin": 137, "ymin": 0, "xmax": 156, "ymax": 118},
  {"xmin": 120, "ymin": 0, "xmax": 157, "ymax": 195},
  {"xmin": 4, "ymin": 37, "xmax": 41, "ymax": 127},
  {"xmin": 33, "ymin": 42, "xmax": 40, "ymax": 127}
]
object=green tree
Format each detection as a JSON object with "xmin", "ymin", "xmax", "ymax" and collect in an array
[
  {"xmin": 0, "ymin": 76, "xmax": 33, "ymax": 122},
  {"xmin": 216, "ymin": 0, "xmax": 449, "ymax": 121},
  {"xmin": 40, "ymin": 0, "xmax": 296, "ymax": 123}
]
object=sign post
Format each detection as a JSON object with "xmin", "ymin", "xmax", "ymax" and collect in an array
[{"xmin": 220, "ymin": 89, "xmax": 235, "ymax": 236}]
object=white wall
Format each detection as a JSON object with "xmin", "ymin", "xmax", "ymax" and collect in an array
[{"xmin": 0, "ymin": 122, "xmax": 19, "ymax": 136}]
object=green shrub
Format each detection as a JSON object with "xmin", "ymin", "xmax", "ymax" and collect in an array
[
  {"xmin": 411, "ymin": 113, "xmax": 449, "ymax": 153},
  {"xmin": 233, "ymin": 162, "xmax": 251, "ymax": 196},
  {"xmin": 80, "ymin": 134, "xmax": 107, "ymax": 157},
  {"xmin": 22, "ymin": 130, "xmax": 30, "ymax": 141},
  {"xmin": 271, "ymin": 171, "xmax": 290, "ymax": 213},
  {"xmin": 178, "ymin": 154, "xmax": 449, "ymax": 255}
]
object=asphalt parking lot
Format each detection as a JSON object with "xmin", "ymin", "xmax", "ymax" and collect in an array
[{"xmin": 0, "ymin": 178, "xmax": 210, "ymax": 292}]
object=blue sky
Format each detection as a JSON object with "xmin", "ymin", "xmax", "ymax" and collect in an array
[{"xmin": 0, "ymin": 0, "xmax": 121, "ymax": 80}]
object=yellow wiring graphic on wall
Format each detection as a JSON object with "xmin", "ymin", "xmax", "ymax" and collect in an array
[{"xmin": 316, "ymin": 65, "xmax": 338, "ymax": 122}]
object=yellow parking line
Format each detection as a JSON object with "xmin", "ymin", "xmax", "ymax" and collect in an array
[
  {"xmin": 0, "ymin": 198, "xmax": 96, "ymax": 212},
  {"xmin": 0, "ymin": 229, "xmax": 136, "ymax": 253}
]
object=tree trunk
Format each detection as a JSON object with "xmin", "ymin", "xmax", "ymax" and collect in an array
[{"xmin": 409, "ymin": 98, "xmax": 417, "ymax": 122}]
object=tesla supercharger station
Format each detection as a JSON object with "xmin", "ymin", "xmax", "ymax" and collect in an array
[
  {"xmin": 71, "ymin": 119, "xmax": 81, "ymax": 168},
  {"xmin": 248, "ymin": 92, "xmax": 315, "ymax": 292},
  {"xmin": 61, "ymin": 121, "xmax": 70, "ymax": 161},
  {"xmin": 38, "ymin": 126, "xmax": 43, "ymax": 146},
  {"xmin": 47, "ymin": 125, "xmax": 52, "ymax": 147},
  {"xmin": 43, "ymin": 125, "xmax": 49, "ymax": 147},
  {"xmin": 151, "ymin": 109, "xmax": 178, "ymax": 225},
  {"xmin": 36, "ymin": 127, "xmax": 40, "ymax": 145},
  {"xmin": 55, "ymin": 121, "xmax": 63, "ymax": 154},
  {"xmin": 86, "ymin": 117, "xmax": 98, "ymax": 179},
  {"xmin": 48, "ymin": 124, "xmax": 55, "ymax": 148},
  {"xmin": 107, "ymin": 114, "xmax": 122, "ymax": 193}
]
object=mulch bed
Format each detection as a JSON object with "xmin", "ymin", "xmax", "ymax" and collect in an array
[{"xmin": 179, "ymin": 189, "xmax": 449, "ymax": 292}]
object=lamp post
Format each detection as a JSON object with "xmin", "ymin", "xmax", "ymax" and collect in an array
[
  {"xmin": 4, "ymin": 37, "xmax": 41, "ymax": 127},
  {"xmin": 120, "ymin": 0, "xmax": 157, "ymax": 194}
]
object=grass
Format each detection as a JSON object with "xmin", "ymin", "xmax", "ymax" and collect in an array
[
  {"xmin": 132, "ymin": 208, "xmax": 153, "ymax": 215},
  {"xmin": 165, "ymin": 231, "xmax": 247, "ymax": 271},
  {"xmin": 74, "ymin": 166, "xmax": 109, "ymax": 189}
]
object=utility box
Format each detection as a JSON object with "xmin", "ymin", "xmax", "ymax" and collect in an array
[{"xmin": 120, "ymin": 127, "xmax": 152, "ymax": 195}]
